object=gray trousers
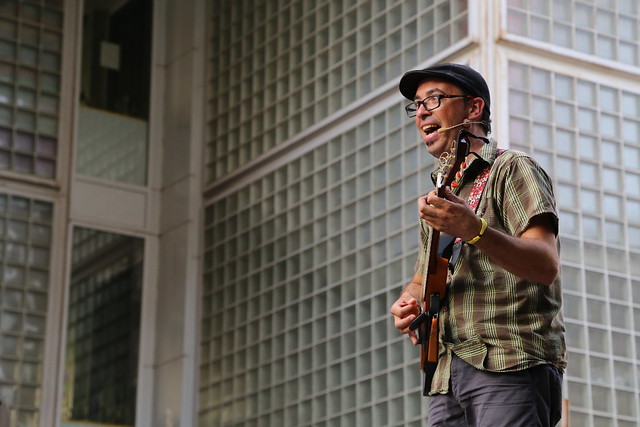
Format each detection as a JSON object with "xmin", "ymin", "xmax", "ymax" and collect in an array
[{"xmin": 428, "ymin": 354, "xmax": 563, "ymax": 427}]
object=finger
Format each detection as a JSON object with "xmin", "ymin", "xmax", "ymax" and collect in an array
[
  {"xmin": 442, "ymin": 186, "xmax": 464, "ymax": 204},
  {"xmin": 417, "ymin": 195, "xmax": 428, "ymax": 209},
  {"xmin": 394, "ymin": 313, "xmax": 417, "ymax": 332},
  {"xmin": 420, "ymin": 196, "xmax": 444, "ymax": 219},
  {"xmin": 425, "ymin": 192, "xmax": 442, "ymax": 206},
  {"xmin": 390, "ymin": 295, "xmax": 418, "ymax": 316},
  {"xmin": 408, "ymin": 330, "xmax": 419, "ymax": 346},
  {"xmin": 393, "ymin": 303, "xmax": 418, "ymax": 325}
]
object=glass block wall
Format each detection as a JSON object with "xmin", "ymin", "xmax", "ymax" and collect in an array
[
  {"xmin": 508, "ymin": 61, "xmax": 640, "ymax": 425},
  {"xmin": 507, "ymin": 0, "xmax": 640, "ymax": 66},
  {"xmin": 62, "ymin": 227, "xmax": 143, "ymax": 426},
  {"xmin": 0, "ymin": 0, "xmax": 63, "ymax": 179},
  {"xmin": 201, "ymin": 106, "xmax": 438, "ymax": 425},
  {"xmin": 0, "ymin": 1, "xmax": 63, "ymax": 425},
  {"xmin": 0, "ymin": 193, "xmax": 52, "ymax": 426},
  {"xmin": 207, "ymin": 0, "xmax": 469, "ymax": 181}
]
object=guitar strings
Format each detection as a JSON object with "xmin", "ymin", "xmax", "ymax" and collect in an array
[{"xmin": 435, "ymin": 150, "xmax": 455, "ymax": 178}]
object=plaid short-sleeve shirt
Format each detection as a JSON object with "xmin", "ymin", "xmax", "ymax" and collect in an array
[{"xmin": 415, "ymin": 139, "xmax": 567, "ymax": 395}]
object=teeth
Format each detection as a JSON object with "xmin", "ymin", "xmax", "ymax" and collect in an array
[{"xmin": 422, "ymin": 125, "xmax": 438, "ymax": 132}]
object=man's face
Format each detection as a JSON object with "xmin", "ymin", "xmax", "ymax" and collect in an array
[{"xmin": 413, "ymin": 79, "xmax": 470, "ymax": 158}]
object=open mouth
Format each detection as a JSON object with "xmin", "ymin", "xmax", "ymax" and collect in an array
[{"xmin": 422, "ymin": 124, "xmax": 440, "ymax": 135}]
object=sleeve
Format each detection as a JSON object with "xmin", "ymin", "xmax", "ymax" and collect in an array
[
  {"xmin": 492, "ymin": 152, "xmax": 559, "ymax": 238},
  {"xmin": 414, "ymin": 219, "xmax": 430, "ymax": 275}
]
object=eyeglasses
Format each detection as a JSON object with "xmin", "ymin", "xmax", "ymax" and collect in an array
[{"xmin": 405, "ymin": 94, "xmax": 472, "ymax": 118}]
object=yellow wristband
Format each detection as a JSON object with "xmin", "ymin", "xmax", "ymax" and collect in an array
[{"xmin": 467, "ymin": 217, "xmax": 487, "ymax": 244}]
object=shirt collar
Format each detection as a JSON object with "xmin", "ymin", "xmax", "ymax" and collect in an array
[{"xmin": 474, "ymin": 137, "xmax": 498, "ymax": 166}]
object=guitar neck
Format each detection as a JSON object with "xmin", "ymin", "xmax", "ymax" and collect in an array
[
  {"xmin": 424, "ymin": 183, "xmax": 447, "ymax": 284},
  {"xmin": 426, "ymin": 228, "xmax": 441, "ymax": 276}
]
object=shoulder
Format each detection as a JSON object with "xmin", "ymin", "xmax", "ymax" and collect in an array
[
  {"xmin": 491, "ymin": 149, "xmax": 552, "ymax": 182},
  {"xmin": 493, "ymin": 149, "xmax": 535, "ymax": 166}
]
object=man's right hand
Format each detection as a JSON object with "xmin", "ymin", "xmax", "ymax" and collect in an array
[{"xmin": 390, "ymin": 291, "xmax": 421, "ymax": 346}]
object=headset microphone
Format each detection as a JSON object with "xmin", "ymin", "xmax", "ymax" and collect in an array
[{"xmin": 437, "ymin": 119, "xmax": 485, "ymax": 133}]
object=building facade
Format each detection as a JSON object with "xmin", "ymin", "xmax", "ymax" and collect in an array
[{"xmin": 0, "ymin": 0, "xmax": 638, "ymax": 426}]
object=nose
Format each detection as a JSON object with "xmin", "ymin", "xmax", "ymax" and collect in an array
[{"xmin": 415, "ymin": 100, "xmax": 430, "ymax": 117}]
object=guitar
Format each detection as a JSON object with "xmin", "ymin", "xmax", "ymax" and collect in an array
[{"xmin": 409, "ymin": 129, "xmax": 471, "ymax": 396}]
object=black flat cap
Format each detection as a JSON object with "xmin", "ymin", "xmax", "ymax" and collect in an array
[{"xmin": 399, "ymin": 63, "xmax": 491, "ymax": 115}]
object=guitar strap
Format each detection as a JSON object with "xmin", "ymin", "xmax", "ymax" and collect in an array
[{"xmin": 447, "ymin": 149, "xmax": 507, "ymax": 266}]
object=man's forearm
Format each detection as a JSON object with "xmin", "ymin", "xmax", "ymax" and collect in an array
[
  {"xmin": 402, "ymin": 273, "xmax": 424, "ymax": 301},
  {"xmin": 473, "ymin": 221, "xmax": 559, "ymax": 285}
]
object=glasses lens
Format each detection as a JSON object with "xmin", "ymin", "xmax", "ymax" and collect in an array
[
  {"xmin": 425, "ymin": 96, "xmax": 440, "ymax": 111},
  {"xmin": 405, "ymin": 103, "xmax": 417, "ymax": 117}
]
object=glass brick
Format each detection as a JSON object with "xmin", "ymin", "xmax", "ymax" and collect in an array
[
  {"xmin": 18, "ymin": 45, "xmax": 38, "ymax": 66},
  {"xmin": 15, "ymin": 68, "xmax": 36, "ymax": 90},
  {"xmin": 42, "ymin": 30, "xmax": 62, "ymax": 51},
  {"xmin": 34, "ymin": 158, "xmax": 55, "ymax": 177},
  {"xmin": 592, "ymin": 385, "xmax": 613, "ymax": 412},
  {"xmin": 1, "ymin": 311, "xmax": 23, "ymax": 332},
  {"xmin": 0, "ymin": 18, "xmax": 17, "ymax": 40},
  {"xmin": 14, "ymin": 131, "xmax": 34, "ymax": 151},
  {"xmin": 585, "ymin": 270, "xmax": 605, "ymax": 297},
  {"xmin": 0, "ymin": 83, "xmax": 13, "ymax": 105},
  {"xmin": 0, "ymin": 40, "xmax": 16, "ymax": 60},
  {"xmin": 613, "ymin": 359, "xmax": 634, "ymax": 388},
  {"xmin": 41, "ymin": 51, "xmax": 60, "ymax": 71},
  {"xmin": 14, "ymin": 152, "xmax": 34, "ymax": 173},
  {"xmin": 615, "ymin": 389, "xmax": 637, "ymax": 418},
  {"xmin": 0, "ymin": 105, "xmax": 12, "ymax": 126}
]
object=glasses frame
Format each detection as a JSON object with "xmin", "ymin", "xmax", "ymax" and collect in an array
[{"xmin": 405, "ymin": 94, "xmax": 472, "ymax": 118}]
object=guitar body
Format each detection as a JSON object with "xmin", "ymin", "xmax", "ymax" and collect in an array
[{"xmin": 419, "ymin": 255, "xmax": 448, "ymax": 394}]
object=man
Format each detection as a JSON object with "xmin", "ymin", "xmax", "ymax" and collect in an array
[{"xmin": 389, "ymin": 63, "xmax": 566, "ymax": 426}]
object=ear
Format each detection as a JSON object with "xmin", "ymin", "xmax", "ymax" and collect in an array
[{"xmin": 467, "ymin": 97, "xmax": 484, "ymax": 121}]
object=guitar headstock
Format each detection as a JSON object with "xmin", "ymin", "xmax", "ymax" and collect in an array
[{"xmin": 434, "ymin": 129, "xmax": 471, "ymax": 192}]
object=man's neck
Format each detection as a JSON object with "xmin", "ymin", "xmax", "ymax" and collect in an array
[{"xmin": 466, "ymin": 128, "xmax": 489, "ymax": 160}]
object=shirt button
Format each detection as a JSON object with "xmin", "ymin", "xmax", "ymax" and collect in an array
[{"xmin": 442, "ymin": 306, "xmax": 448, "ymax": 312}]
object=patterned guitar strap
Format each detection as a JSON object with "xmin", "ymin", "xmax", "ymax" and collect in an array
[{"xmin": 447, "ymin": 148, "xmax": 507, "ymax": 268}]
